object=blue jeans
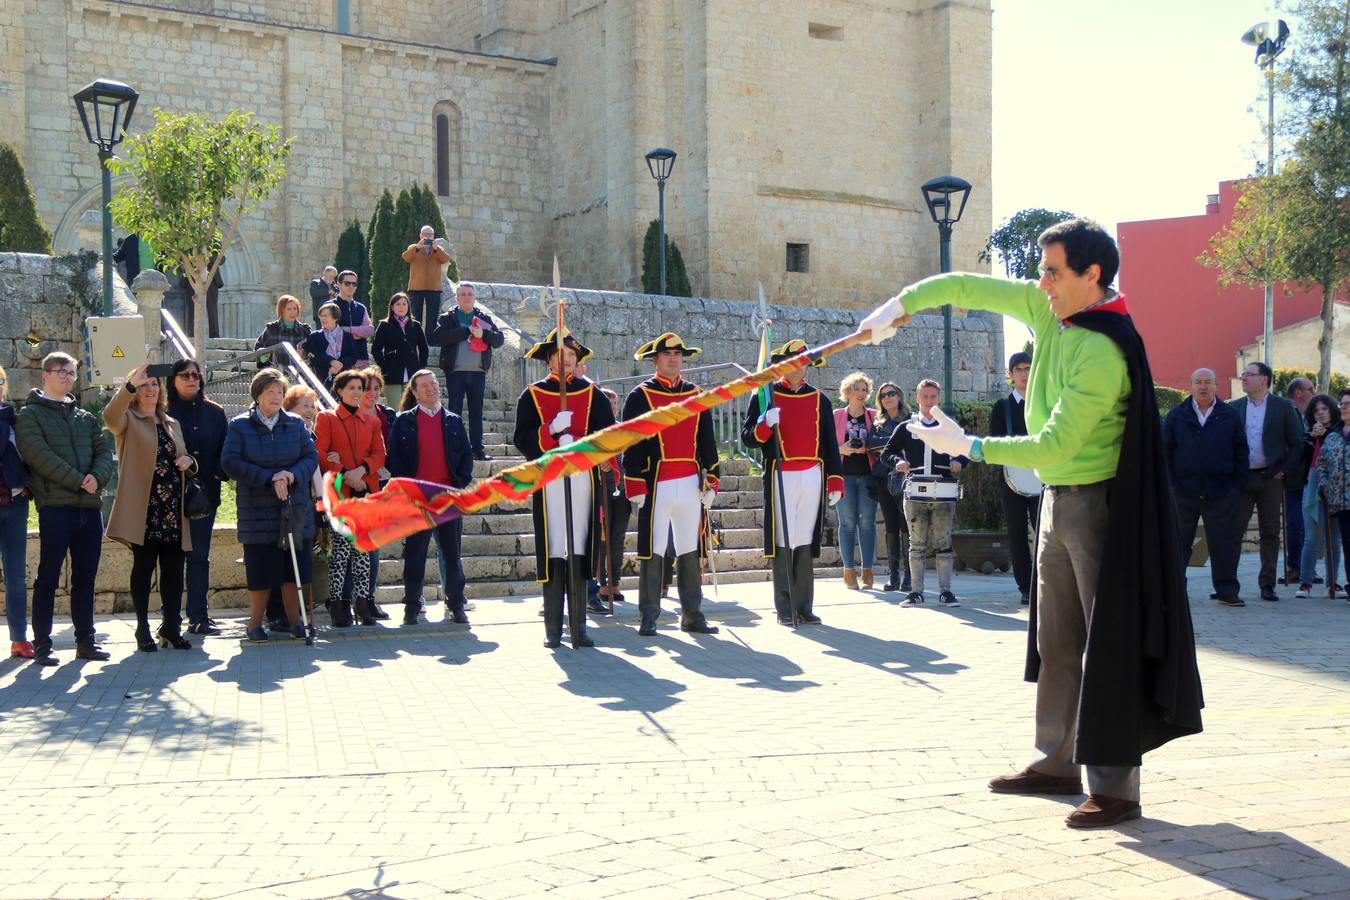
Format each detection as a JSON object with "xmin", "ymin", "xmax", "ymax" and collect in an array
[
  {"xmin": 1299, "ymin": 498, "xmax": 1340, "ymax": 586},
  {"xmin": 32, "ymin": 507, "xmax": 103, "ymax": 644},
  {"xmin": 445, "ymin": 370, "xmax": 486, "ymax": 453},
  {"xmin": 836, "ymin": 474, "xmax": 878, "ymax": 569},
  {"xmin": 0, "ymin": 497, "xmax": 29, "ymax": 642},
  {"xmin": 185, "ymin": 511, "xmax": 216, "ymax": 625}
]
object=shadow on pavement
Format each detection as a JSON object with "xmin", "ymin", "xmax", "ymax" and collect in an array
[
  {"xmin": 1117, "ymin": 819, "xmax": 1350, "ymax": 894},
  {"xmin": 660, "ymin": 631, "xmax": 819, "ymax": 693},
  {"xmin": 791, "ymin": 624, "xmax": 967, "ymax": 691},
  {"xmin": 552, "ymin": 650, "xmax": 685, "ymax": 713}
]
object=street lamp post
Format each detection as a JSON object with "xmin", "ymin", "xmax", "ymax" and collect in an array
[
  {"xmin": 645, "ymin": 147, "xmax": 677, "ymax": 295},
  {"xmin": 1240, "ymin": 19, "xmax": 1290, "ymax": 370},
  {"xmin": 920, "ymin": 175, "xmax": 972, "ymax": 413},
  {"xmin": 73, "ymin": 78, "xmax": 139, "ymax": 316}
]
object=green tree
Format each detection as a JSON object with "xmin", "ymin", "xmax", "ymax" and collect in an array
[
  {"xmin": 0, "ymin": 142, "xmax": 53, "ymax": 253},
  {"xmin": 108, "ymin": 109, "xmax": 291, "ymax": 355},
  {"xmin": 366, "ymin": 188, "xmax": 400, "ymax": 322},
  {"xmin": 978, "ymin": 208, "xmax": 1076, "ymax": 279},
  {"xmin": 333, "ymin": 219, "xmax": 369, "ymax": 305},
  {"xmin": 640, "ymin": 219, "xmax": 692, "ymax": 296}
]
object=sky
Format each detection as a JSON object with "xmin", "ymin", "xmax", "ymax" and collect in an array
[{"xmin": 989, "ymin": 0, "xmax": 1292, "ymax": 352}]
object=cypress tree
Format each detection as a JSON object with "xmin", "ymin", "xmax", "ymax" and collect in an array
[
  {"xmin": 0, "ymin": 143, "xmax": 53, "ymax": 253},
  {"xmin": 366, "ymin": 188, "xmax": 400, "ymax": 321},
  {"xmin": 333, "ymin": 219, "xmax": 368, "ymax": 305},
  {"xmin": 639, "ymin": 219, "xmax": 691, "ymax": 296}
]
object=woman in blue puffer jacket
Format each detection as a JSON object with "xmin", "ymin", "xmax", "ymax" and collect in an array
[{"xmin": 221, "ymin": 368, "xmax": 319, "ymax": 642}]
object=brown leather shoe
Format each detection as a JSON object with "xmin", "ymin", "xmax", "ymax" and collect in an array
[
  {"xmin": 843, "ymin": 568, "xmax": 859, "ymax": 590},
  {"xmin": 1065, "ymin": 794, "xmax": 1142, "ymax": 829},
  {"xmin": 861, "ymin": 567, "xmax": 875, "ymax": 589},
  {"xmin": 988, "ymin": 767, "xmax": 1083, "ymax": 795}
]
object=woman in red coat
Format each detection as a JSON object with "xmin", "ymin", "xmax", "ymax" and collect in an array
[{"xmin": 315, "ymin": 370, "xmax": 386, "ymax": 626}]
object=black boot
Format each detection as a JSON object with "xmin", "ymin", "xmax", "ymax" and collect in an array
[
  {"xmin": 793, "ymin": 546, "xmax": 820, "ymax": 624},
  {"xmin": 331, "ymin": 599, "xmax": 354, "ymax": 628},
  {"xmin": 882, "ymin": 532, "xmax": 902, "ymax": 592},
  {"xmin": 637, "ymin": 557, "xmax": 663, "ymax": 636},
  {"xmin": 566, "ymin": 557, "xmax": 594, "ymax": 647},
  {"xmin": 157, "ymin": 622, "xmax": 192, "ymax": 650},
  {"xmin": 542, "ymin": 563, "xmax": 565, "ymax": 648},
  {"xmin": 134, "ymin": 618, "xmax": 156, "ymax": 652},
  {"xmin": 75, "ymin": 639, "xmax": 110, "ymax": 661},
  {"xmin": 32, "ymin": 638, "xmax": 57, "ymax": 667},
  {"xmin": 675, "ymin": 551, "xmax": 719, "ymax": 634},
  {"xmin": 772, "ymin": 549, "xmax": 795, "ymax": 625},
  {"xmin": 353, "ymin": 596, "xmax": 377, "ymax": 626}
]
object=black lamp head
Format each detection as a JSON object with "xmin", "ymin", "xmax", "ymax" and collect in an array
[
  {"xmin": 645, "ymin": 147, "xmax": 677, "ymax": 181},
  {"xmin": 73, "ymin": 79, "xmax": 140, "ymax": 154},
  {"xmin": 920, "ymin": 175, "xmax": 973, "ymax": 226}
]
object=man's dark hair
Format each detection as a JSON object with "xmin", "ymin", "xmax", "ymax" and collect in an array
[
  {"xmin": 1037, "ymin": 218, "xmax": 1119, "ymax": 288},
  {"xmin": 1248, "ymin": 361, "xmax": 1273, "ymax": 387},
  {"xmin": 1306, "ymin": 394, "xmax": 1336, "ymax": 428},
  {"xmin": 338, "ymin": 270, "xmax": 357, "ymax": 282}
]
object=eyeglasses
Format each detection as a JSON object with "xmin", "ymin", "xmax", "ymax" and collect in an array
[
  {"xmin": 1038, "ymin": 266, "xmax": 1063, "ymax": 282},
  {"xmin": 340, "ymin": 280, "xmax": 357, "ymax": 286},
  {"xmin": 48, "ymin": 369, "xmax": 77, "ymax": 379},
  {"xmin": 176, "ymin": 371, "xmax": 202, "ymax": 381},
  {"xmin": 878, "ymin": 391, "xmax": 899, "ymax": 399}
]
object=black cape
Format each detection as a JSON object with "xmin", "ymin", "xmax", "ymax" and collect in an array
[{"xmin": 1025, "ymin": 309, "xmax": 1204, "ymax": 767}]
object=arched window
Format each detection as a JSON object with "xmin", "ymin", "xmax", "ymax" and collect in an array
[{"xmin": 433, "ymin": 101, "xmax": 462, "ymax": 198}]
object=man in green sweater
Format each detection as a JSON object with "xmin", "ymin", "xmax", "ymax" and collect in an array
[
  {"xmin": 861, "ymin": 218, "xmax": 1203, "ymax": 829},
  {"xmin": 15, "ymin": 352, "xmax": 116, "ymax": 666}
]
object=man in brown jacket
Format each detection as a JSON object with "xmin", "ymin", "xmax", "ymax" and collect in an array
[{"xmin": 402, "ymin": 226, "xmax": 453, "ymax": 326}]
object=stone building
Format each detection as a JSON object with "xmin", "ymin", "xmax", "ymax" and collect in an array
[{"xmin": 3, "ymin": 0, "xmax": 991, "ymax": 338}]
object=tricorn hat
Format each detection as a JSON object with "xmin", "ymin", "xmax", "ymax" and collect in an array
[
  {"xmin": 770, "ymin": 338, "xmax": 825, "ymax": 368},
  {"xmin": 525, "ymin": 326, "xmax": 593, "ymax": 364},
  {"xmin": 634, "ymin": 332, "xmax": 701, "ymax": 361}
]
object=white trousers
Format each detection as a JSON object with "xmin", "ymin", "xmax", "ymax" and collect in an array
[
  {"xmin": 773, "ymin": 465, "xmax": 822, "ymax": 550},
  {"xmin": 543, "ymin": 471, "xmax": 591, "ymax": 556},
  {"xmin": 650, "ymin": 474, "xmax": 701, "ymax": 558}
]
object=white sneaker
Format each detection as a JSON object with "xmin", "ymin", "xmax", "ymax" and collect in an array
[{"xmin": 1294, "ymin": 585, "xmax": 1311, "ymax": 598}]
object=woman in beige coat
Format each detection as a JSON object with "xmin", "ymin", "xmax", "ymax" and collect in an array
[{"xmin": 105, "ymin": 364, "xmax": 197, "ymax": 651}]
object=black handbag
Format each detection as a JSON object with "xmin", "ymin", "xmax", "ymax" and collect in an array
[{"xmin": 183, "ymin": 477, "xmax": 214, "ymax": 520}]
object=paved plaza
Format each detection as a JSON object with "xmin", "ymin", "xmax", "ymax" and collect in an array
[{"xmin": 1, "ymin": 552, "xmax": 1348, "ymax": 899}]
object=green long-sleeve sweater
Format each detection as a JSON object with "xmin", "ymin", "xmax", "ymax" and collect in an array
[{"xmin": 898, "ymin": 273, "xmax": 1130, "ymax": 486}]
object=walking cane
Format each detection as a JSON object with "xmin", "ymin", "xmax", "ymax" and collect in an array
[{"xmin": 280, "ymin": 498, "xmax": 314, "ymax": 646}]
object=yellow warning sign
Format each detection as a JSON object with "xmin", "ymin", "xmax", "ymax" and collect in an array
[{"xmin": 111, "ymin": 346, "xmax": 125, "ymax": 358}]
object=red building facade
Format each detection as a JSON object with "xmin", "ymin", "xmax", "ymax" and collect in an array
[{"xmin": 1118, "ymin": 179, "xmax": 1326, "ymax": 398}]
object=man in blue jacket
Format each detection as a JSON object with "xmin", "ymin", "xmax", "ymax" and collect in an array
[
  {"xmin": 386, "ymin": 369, "xmax": 474, "ymax": 625},
  {"xmin": 1164, "ymin": 368, "xmax": 1249, "ymax": 607}
]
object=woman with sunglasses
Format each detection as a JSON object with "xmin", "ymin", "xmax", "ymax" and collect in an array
[
  {"xmin": 167, "ymin": 358, "xmax": 230, "ymax": 635},
  {"xmin": 868, "ymin": 382, "xmax": 911, "ymax": 593}
]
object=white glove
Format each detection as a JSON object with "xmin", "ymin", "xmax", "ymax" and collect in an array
[
  {"xmin": 701, "ymin": 489, "xmax": 716, "ymax": 510},
  {"xmin": 761, "ymin": 407, "xmax": 781, "ymax": 428},
  {"xmin": 549, "ymin": 411, "xmax": 573, "ymax": 436},
  {"xmin": 904, "ymin": 406, "xmax": 974, "ymax": 457},
  {"xmin": 632, "ymin": 494, "xmax": 646, "ymax": 510},
  {"xmin": 557, "ymin": 433, "xmax": 574, "ymax": 447},
  {"xmin": 858, "ymin": 293, "xmax": 908, "ymax": 345},
  {"xmin": 827, "ymin": 490, "xmax": 842, "ymax": 507}
]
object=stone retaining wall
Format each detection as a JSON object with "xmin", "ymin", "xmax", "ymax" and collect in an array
[{"xmin": 467, "ymin": 281, "xmax": 1006, "ymax": 403}]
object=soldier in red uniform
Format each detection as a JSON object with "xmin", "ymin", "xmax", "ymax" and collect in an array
[
  {"xmin": 621, "ymin": 333, "xmax": 721, "ymax": 637},
  {"xmin": 741, "ymin": 339, "xmax": 844, "ymax": 625},
  {"xmin": 512, "ymin": 328, "xmax": 615, "ymax": 648}
]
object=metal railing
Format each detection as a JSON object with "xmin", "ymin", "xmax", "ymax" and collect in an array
[
  {"xmin": 160, "ymin": 309, "xmax": 196, "ymax": 363},
  {"xmin": 198, "ymin": 340, "xmax": 337, "ymax": 416}
]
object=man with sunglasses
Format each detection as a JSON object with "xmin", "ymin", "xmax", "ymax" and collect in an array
[
  {"xmin": 862, "ymin": 218, "xmax": 1203, "ymax": 830},
  {"xmin": 332, "ymin": 270, "xmax": 374, "ymax": 367},
  {"xmin": 15, "ymin": 352, "xmax": 116, "ymax": 665}
]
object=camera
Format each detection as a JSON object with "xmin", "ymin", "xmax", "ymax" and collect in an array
[
  {"xmin": 146, "ymin": 363, "xmax": 174, "ymax": 378},
  {"xmin": 848, "ymin": 438, "xmax": 865, "ymax": 449},
  {"xmin": 422, "ymin": 238, "xmax": 434, "ymax": 246}
]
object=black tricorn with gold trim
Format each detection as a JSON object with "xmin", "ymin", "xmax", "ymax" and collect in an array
[
  {"xmin": 634, "ymin": 332, "xmax": 701, "ymax": 361},
  {"xmin": 525, "ymin": 327, "xmax": 593, "ymax": 364},
  {"xmin": 770, "ymin": 338, "xmax": 825, "ymax": 368}
]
